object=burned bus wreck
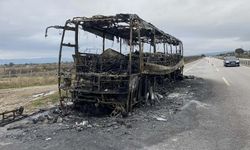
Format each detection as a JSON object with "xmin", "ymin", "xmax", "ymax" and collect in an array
[{"xmin": 45, "ymin": 14, "xmax": 184, "ymax": 116}]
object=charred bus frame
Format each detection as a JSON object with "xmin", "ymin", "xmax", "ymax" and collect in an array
[{"xmin": 45, "ymin": 14, "xmax": 184, "ymax": 116}]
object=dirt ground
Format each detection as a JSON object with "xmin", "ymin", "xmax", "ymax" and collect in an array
[
  {"xmin": 0, "ymin": 77, "xmax": 211, "ymax": 150},
  {"xmin": 0, "ymin": 85, "xmax": 57, "ymax": 113}
]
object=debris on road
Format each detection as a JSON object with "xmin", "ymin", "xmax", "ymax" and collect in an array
[
  {"xmin": 0, "ymin": 106, "xmax": 25, "ymax": 127},
  {"xmin": 168, "ymin": 93, "xmax": 181, "ymax": 99},
  {"xmin": 7, "ymin": 124, "xmax": 28, "ymax": 131},
  {"xmin": 186, "ymin": 100, "xmax": 210, "ymax": 109},
  {"xmin": 184, "ymin": 75, "xmax": 195, "ymax": 79},
  {"xmin": 45, "ymin": 137, "xmax": 52, "ymax": 141},
  {"xmin": 155, "ymin": 117, "xmax": 167, "ymax": 122},
  {"xmin": 0, "ymin": 76, "xmax": 209, "ymax": 150},
  {"xmin": 75, "ymin": 121, "xmax": 88, "ymax": 127}
]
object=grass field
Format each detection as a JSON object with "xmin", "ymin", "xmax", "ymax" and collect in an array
[
  {"xmin": 0, "ymin": 63, "xmax": 62, "ymax": 89},
  {"xmin": 27, "ymin": 91, "xmax": 59, "ymax": 113},
  {"xmin": 0, "ymin": 76, "xmax": 57, "ymax": 89}
]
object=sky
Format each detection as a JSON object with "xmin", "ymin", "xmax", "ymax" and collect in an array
[{"xmin": 0, "ymin": 0, "xmax": 250, "ymax": 59}]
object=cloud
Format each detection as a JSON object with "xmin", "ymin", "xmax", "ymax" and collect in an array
[{"xmin": 0, "ymin": 0, "xmax": 250, "ymax": 59}]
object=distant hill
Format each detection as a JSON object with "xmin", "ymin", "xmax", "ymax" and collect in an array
[
  {"xmin": 203, "ymin": 51, "xmax": 234, "ymax": 56},
  {"xmin": 184, "ymin": 51, "xmax": 233, "ymax": 57},
  {"xmin": 0, "ymin": 57, "xmax": 73, "ymax": 65}
]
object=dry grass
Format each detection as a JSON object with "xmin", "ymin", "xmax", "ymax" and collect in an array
[
  {"xmin": 26, "ymin": 92, "xmax": 59, "ymax": 113},
  {"xmin": 0, "ymin": 76, "xmax": 57, "ymax": 89}
]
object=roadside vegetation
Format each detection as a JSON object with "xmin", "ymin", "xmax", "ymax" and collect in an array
[
  {"xmin": 0, "ymin": 62, "xmax": 72, "ymax": 89},
  {"xmin": 0, "ymin": 76, "xmax": 57, "ymax": 89},
  {"xmin": 184, "ymin": 55, "xmax": 204, "ymax": 64},
  {"xmin": 0, "ymin": 63, "xmax": 72, "ymax": 113},
  {"xmin": 217, "ymin": 48, "xmax": 250, "ymax": 59},
  {"xmin": 26, "ymin": 91, "xmax": 59, "ymax": 113}
]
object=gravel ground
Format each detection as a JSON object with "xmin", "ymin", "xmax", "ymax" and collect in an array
[{"xmin": 0, "ymin": 77, "xmax": 210, "ymax": 150}]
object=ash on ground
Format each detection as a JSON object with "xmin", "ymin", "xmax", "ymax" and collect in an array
[{"xmin": 0, "ymin": 76, "xmax": 209, "ymax": 150}]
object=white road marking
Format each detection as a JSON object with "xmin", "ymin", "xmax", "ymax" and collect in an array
[
  {"xmin": 216, "ymin": 68, "xmax": 219, "ymax": 72},
  {"xmin": 222, "ymin": 77, "xmax": 230, "ymax": 86}
]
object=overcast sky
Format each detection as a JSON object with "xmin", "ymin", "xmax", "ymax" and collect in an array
[{"xmin": 0, "ymin": 0, "xmax": 250, "ymax": 59}]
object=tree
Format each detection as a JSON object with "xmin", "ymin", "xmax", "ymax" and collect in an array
[
  {"xmin": 235, "ymin": 48, "xmax": 244, "ymax": 55},
  {"xmin": 8, "ymin": 62, "xmax": 15, "ymax": 67}
]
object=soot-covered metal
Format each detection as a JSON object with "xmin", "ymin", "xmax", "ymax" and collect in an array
[{"xmin": 45, "ymin": 14, "xmax": 184, "ymax": 116}]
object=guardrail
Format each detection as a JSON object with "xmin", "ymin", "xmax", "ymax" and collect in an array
[{"xmin": 240, "ymin": 58, "xmax": 250, "ymax": 66}]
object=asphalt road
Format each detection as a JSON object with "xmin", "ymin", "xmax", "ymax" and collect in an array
[{"xmin": 148, "ymin": 57, "xmax": 250, "ymax": 150}]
